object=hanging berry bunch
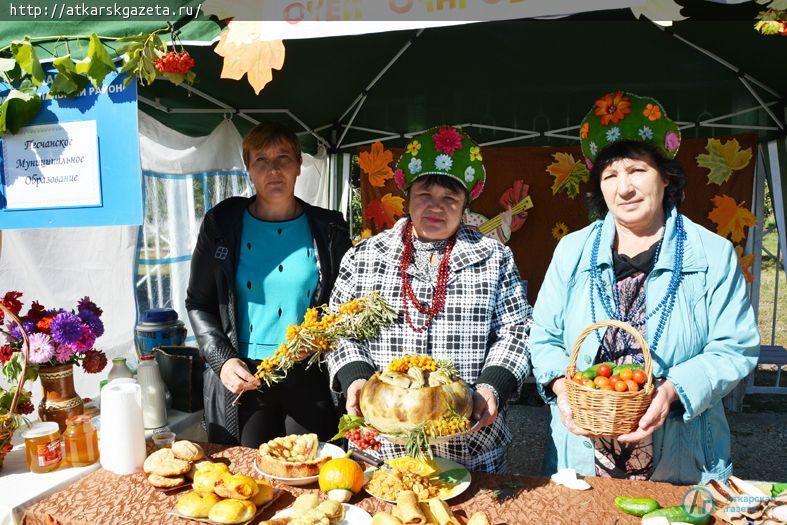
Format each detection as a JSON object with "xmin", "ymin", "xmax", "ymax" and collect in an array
[{"xmin": 155, "ymin": 50, "xmax": 196, "ymax": 75}]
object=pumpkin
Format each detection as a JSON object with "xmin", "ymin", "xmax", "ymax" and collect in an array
[
  {"xmin": 319, "ymin": 457, "xmax": 364, "ymax": 502},
  {"xmin": 359, "ymin": 371, "xmax": 473, "ymax": 435}
]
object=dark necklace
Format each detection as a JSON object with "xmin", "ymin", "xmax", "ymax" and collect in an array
[{"xmin": 399, "ymin": 221, "xmax": 456, "ymax": 333}]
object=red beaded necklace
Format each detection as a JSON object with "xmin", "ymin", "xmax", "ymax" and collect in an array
[{"xmin": 399, "ymin": 220, "xmax": 456, "ymax": 333}]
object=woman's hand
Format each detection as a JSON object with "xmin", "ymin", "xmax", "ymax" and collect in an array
[
  {"xmin": 617, "ymin": 379, "xmax": 678, "ymax": 443},
  {"xmin": 473, "ymin": 386, "xmax": 499, "ymax": 428},
  {"xmin": 346, "ymin": 379, "xmax": 367, "ymax": 417},
  {"xmin": 219, "ymin": 358, "xmax": 260, "ymax": 394},
  {"xmin": 552, "ymin": 378, "xmax": 598, "ymax": 437}
]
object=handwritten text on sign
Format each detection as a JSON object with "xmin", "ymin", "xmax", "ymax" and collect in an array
[{"xmin": 3, "ymin": 120, "xmax": 101, "ymax": 210}]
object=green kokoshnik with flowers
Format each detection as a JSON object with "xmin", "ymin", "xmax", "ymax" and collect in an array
[
  {"xmin": 394, "ymin": 126, "xmax": 486, "ymax": 201},
  {"xmin": 580, "ymin": 91, "xmax": 681, "ymax": 169},
  {"xmin": 580, "ymin": 91, "xmax": 686, "ymax": 355}
]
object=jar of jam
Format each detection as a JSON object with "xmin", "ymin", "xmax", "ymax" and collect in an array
[
  {"xmin": 63, "ymin": 415, "xmax": 99, "ymax": 466},
  {"xmin": 23, "ymin": 421, "xmax": 62, "ymax": 473}
]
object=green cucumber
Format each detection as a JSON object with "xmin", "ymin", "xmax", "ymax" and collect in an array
[
  {"xmin": 581, "ymin": 368, "xmax": 598, "ymax": 380},
  {"xmin": 642, "ymin": 506, "xmax": 710, "ymax": 524},
  {"xmin": 614, "ymin": 496, "xmax": 661, "ymax": 517},
  {"xmin": 772, "ymin": 482, "xmax": 787, "ymax": 497}
]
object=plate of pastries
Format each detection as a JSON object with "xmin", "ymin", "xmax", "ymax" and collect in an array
[
  {"xmin": 261, "ymin": 492, "xmax": 371, "ymax": 525},
  {"xmin": 370, "ymin": 490, "xmax": 491, "ymax": 525},
  {"xmin": 169, "ymin": 461, "xmax": 281, "ymax": 524},
  {"xmin": 143, "ymin": 440, "xmax": 209, "ymax": 490},
  {"xmin": 256, "ymin": 433, "xmax": 345, "ymax": 486}
]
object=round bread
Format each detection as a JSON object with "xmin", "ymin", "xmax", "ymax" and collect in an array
[
  {"xmin": 147, "ymin": 473, "xmax": 186, "ymax": 489},
  {"xmin": 213, "ymin": 472, "xmax": 259, "ymax": 500},
  {"xmin": 250, "ymin": 480, "xmax": 274, "ymax": 506},
  {"xmin": 208, "ymin": 499, "xmax": 256, "ymax": 524},
  {"xmin": 192, "ymin": 463, "xmax": 230, "ymax": 494},
  {"xmin": 172, "ymin": 440, "xmax": 205, "ymax": 462},
  {"xmin": 176, "ymin": 491, "xmax": 221, "ymax": 518},
  {"xmin": 143, "ymin": 448, "xmax": 192, "ymax": 477}
]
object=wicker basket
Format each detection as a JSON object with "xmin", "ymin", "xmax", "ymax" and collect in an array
[
  {"xmin": 564, "ymin": 319, "xmax": 654, "ymax": 436},
  {"xmin": 0, "ymin": 303, "xmax": 31, "ymax": 470}
]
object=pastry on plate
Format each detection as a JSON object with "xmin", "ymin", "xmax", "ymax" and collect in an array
[
  {"xmin": 257, "ymin": 434, "xmax": 330, "ymax": 478},
  {"xmin": 251, "ymin": 480, "xmax": 275, "ymax": 506},
  {"xmin": 147, "ymin": 473, "xmax": 186, "ymax": 489},
  {"xmin": 143, "ymin": 448, "xmax": 191, "ymax": 477},
  {"xmin": 208, "ymin": 499, "xmax": 257, "ymax": 524},
  {"xmin": 213, "ymin": 472, "xmax": 259, "ymax": 500},
  {"xmin": 192, "ymin": 462, "xmax": 230, "ymax": 494},
  {"xmin": 172, "ymin": 440, "xmax": 205, "ymax": 462},
  {"xmin": 176, "ymin": 491, "xmax": 221, "ymax": 518}
]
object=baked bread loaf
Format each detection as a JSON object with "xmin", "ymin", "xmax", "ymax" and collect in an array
[
  {"xmin": 147, "ymin": 473, "xmax": 186, "ymax": 488},
  {"xmin": 251, "ymin": 480, "xmax": 275, "ymax": 506},
  {"xmin": 256, "ymin": 434, "xmax": 330, "ymax": 478},
  {"xmin": 176, "ymin": 491, "xmax": 221, "ymax": 518},
  {"xmin": 208, "ymin": 499, "xmax": 257, "ymax": 524},
  {"xmin": 192, "ymin": 462, "xmax": 230, "ymax": 494}
]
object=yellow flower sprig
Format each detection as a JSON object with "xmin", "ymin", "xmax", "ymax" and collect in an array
[
  {"xmin": 427, "ymin": 414, "xmax": 471, "ymax": 438},
  {"xmin": 388, "ymin": 354, "xmax": 437, "ymax": 373},
  {"xmin": 252, "ymin": 292, "xmax": 397, "ymax": 388}
]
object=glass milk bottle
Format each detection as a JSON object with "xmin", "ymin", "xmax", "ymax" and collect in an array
[{"xmin": 136, "ymin": 354, "xmax": 168, "ymax": 429}]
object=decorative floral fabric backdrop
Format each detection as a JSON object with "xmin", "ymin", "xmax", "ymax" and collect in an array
[{"xmin": 359, "ymin": 133, "xmax": 757, "ymax": 305}]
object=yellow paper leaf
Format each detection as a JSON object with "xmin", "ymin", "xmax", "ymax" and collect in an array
[
  {"xmin": 708, "ymin": 194, "xmax": 757, "ymax": 243},
  {"xmin": 214, "ymin": 23, "xmax": 285, "ymax": 94},
  {"xmin": 697, "ymin": 138, "xmax": 752, "ymax": 186},
  {"xmin": 546, "ymin": 152, "xmax": 589, "ymax": 198},
  {"xmin": 358, "ymin": 141, "xmax": 394, "ymax": 188}
]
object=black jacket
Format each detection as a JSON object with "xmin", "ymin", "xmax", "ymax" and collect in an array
[{"xmin": 185, "ymin": 196, "xmax": 352, "ymax": 444}]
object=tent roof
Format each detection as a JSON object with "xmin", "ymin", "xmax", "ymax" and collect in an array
[{"xmin": 136, "ymin": 9, "xmax": 786, "ymax": 151}]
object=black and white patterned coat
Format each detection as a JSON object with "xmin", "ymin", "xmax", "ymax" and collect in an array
[{"xmin": 326, "ymin": 217, "xmax": 532, "ymax": 472}]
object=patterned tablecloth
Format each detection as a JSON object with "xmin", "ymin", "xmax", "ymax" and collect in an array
[{"xmin": 22, "ymin": 443, "xmax": 694, "ymax": 525}]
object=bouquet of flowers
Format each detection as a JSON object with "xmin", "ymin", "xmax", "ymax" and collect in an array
[{"xmin": 0, "ymin": 292, "xmax": 108, "ymax": 425}]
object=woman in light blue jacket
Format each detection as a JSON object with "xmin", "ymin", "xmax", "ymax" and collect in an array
[{"xmin": 530, "ymin": 92, "xmax": 759, "ymax": 484}]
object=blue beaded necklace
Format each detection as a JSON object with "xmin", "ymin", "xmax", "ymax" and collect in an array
[{"xmin": 589, "ymin": 212, "xmax": 686, "ymax": 356}]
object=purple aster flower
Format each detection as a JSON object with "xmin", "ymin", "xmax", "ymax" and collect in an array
[
  {"xmin": 77, "ymin": 296, "xmax": 103, "ymax": 317},
  {"xmin": 74, "ymin": 324, "xmax": 96, "ymax": 352},
  {"xmin": 54, "ymin": 343, "xmax": 77, "ymax": 363},
  {"xmin": 7, "ymin": 322, "xmax": 21, "ymax": 341},
  {"xmin": 49, "ymin": 312, "xmax": 83, "ymax": 345},
  {"xmin": 78, "ymin": 309, "xmax": 104, "ymax": 338},
  {"xmin": 28, "ymin": 332, "xmax": 55, "ymax": 364}
]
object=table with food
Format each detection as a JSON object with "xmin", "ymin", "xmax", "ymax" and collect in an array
[{"xmin": 14, "ymin": 353, "xmax": 787, "ymax": 525}]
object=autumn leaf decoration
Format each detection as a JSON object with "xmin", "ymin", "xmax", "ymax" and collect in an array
[
  {"xmin": 365, "ymin": 193, "xmax": 404, "ymax": 231},
  {"xmin": 359, "ymin": 141, "xmax": 394, "ymax": 188},
  {"xmin": 708, "ymin": 194, "xmax": 757, "ymax": 243},
  {"xmin": 696, "ymin": 138, "xmax": 753, "ymax": 186},
  {"xmin": 735, "ymin": 245, "xmax": 755, "ymax": 283},
  {"xmin": 546, "ymin": 152, "xmax": 589, "ymax": 198},
  {"xmin": 214, "ymin": 22, "xmax": 285, "ymax": 94}
]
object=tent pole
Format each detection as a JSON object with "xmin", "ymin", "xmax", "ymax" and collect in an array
[
  {"xmin": 336, "ymin": 95, "xmax": 367, "ymax": 148},
  {"xmin": 739, "ymin": 77, "xmax": 784, "ymax": 130},
  {"xmin": 173, "ymin": 83, "xmax": 260, "ymax": 125},
  {"xmin": 340, "ymin": 135, "xmax": 400, "ymax": 149},
  {"xmin": 657, "ymin": 25, "xmax": 782, "ymax": 99},
  {"xmin": 335, "ymin": 27, "xmax": 426, "ymax": 138}
]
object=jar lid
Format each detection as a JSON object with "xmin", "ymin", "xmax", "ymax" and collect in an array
[
  {"xmin": 140, "ymin": 354, "xmax": 154, "ymax": 361},
  {"xmin": 140, "ymin": 308, "xmax": 179, "ymax": 324},
  {"xmin": 22, "ymin": 421, "xmax": 59, "ymax": 438},
  {"xmin": 66, "ymin": 415, "xmax": 92, "ymax": 426}
]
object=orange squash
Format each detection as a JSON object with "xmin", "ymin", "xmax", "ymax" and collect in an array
[{"xmin": 319, "ymin": 456, "xmax": 364, "ymax": 499}]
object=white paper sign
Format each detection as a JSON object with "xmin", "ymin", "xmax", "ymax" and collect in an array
[{"xmin": 2, "ymin": 120, "xmax": 101, "ymax": 210}]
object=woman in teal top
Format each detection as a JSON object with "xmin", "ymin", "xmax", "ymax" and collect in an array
[
  {"xmin": 187, "ymin": 122, "xmax": 352, "ymax": 446},
  {"xmin": 530, "ymin": 92, "xmax": 759, "ymax": 484}
]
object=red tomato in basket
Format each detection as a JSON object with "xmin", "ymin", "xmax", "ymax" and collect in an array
[
  {"xmin": 573, "ymin": 372, "xmax": 584, "ymax": 383},
  {"xmin": 625, "ymin": 380, "xmax": 640, "ymax": 392},
  {"xmin": 614, "ymin": 380, "xmax": 628, "ymax": 392},
  {"xmin": 609, "ymin": 375, "xmax": 621, "ymax": 384},
  {"xmin": 632, "ymin": 369, "xmax": 647, "ymax": 385},
  {"xmin": 597, "ymin": 364, "xmax": 612, "ymax": 378}
]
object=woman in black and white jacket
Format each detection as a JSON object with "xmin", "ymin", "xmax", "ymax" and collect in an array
[{"xmin": 326, "ymin": 126, "xmax": 531, "ymax": 473}]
